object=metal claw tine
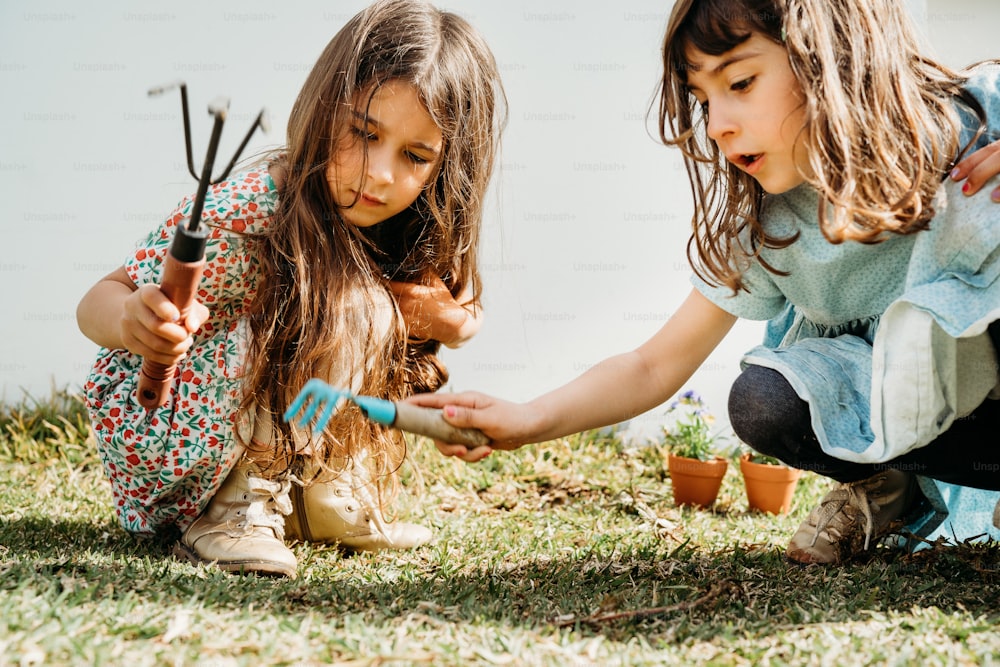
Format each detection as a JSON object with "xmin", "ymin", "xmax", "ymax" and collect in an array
[
  {"xmin": 149, "ymin": 82, "xmax": 267, "ymax": 187},
  {"xmin": 207, "ymin": 96, "xmax": 230, "ymax": 118},
  {"xmin": 211, "ymin": 107, "xmax": 269, "ymax": 184},
  {"xmin": 147, "ymin": 80, "xmax": 184, "ymax": 97},
  {"xmin": 149, "ymin": 81, "xmax": 197, "ymax": 181}
]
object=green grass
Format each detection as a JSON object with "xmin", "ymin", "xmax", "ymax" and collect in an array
[{"xmin": 1, "ymin": 391, "xmax": 999, "ymax": 665}]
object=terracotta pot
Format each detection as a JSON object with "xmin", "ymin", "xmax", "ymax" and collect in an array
[
  {"xmin": 667, "ymin": 453, "xmax": 728, "ymax": 508},
  {"xmin": 739, "ymin": 453, "xmax": 802, "ymax": 515}
]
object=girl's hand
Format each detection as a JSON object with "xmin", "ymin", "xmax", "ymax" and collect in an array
[
  {"xmin": 120, "ymin": 284, "xmax": 208, "ymax": 364},
  {"xmin": 405, "ymin": 391, "xmax": 540, "ymax": 462},
  {"xmin": 389, "ymin": 276, "xmax": 481, "ymax": 347},
  {"xmin": 951, "ymin": 139, "xmax": 1000, "ymax": 202}
]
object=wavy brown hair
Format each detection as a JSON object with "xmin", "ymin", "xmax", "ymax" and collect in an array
[
  {"xmin": 238, "ymin": 0, "xmax": 505, "ymax": 492},
  {"xmin": 658, "ymin": 0, "xmax": 978, "ymax": 292}
]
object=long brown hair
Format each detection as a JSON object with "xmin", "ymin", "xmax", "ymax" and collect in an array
[
  {"xmin": 239, "ymin": 0, "xmax": 505, "ymax": 489},
  {"xmin": 659, "ymin": 0, "xmax": 974, "ymax": 292}
]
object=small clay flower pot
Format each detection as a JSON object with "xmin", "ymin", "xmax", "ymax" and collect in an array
[
  {"xmin": 739, "ymin": 453, "xmax": 802, "ymax": 515},
  {"xmin": 667, "ymin": 453, "xmax": 728, "ymax": 508}
]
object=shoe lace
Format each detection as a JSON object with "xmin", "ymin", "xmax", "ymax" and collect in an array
[
  {"xmin": 809, "ymin": 481, "xmax": 877, "ymax": 551},
  {"xmin": 241, "ymin": 474, "xmax": 295, "ymax": 539}
]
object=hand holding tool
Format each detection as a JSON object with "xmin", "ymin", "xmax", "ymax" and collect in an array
[{"xmin": 137, "ymin": 82, "xmax": 268, "ymax": 409}]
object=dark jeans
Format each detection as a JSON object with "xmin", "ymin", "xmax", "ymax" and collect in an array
[{"xmin": 728, "ymin": 322, "xmax": 1000, "ymax": 492}]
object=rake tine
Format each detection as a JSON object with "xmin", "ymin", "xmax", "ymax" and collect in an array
[
  {"xmin": 283, "ymin": 379, "xmax": 348, "ymax": 430},
  {"xmin": 283, "ymin": 381, "xmax": 319, "ymax": 426},
  {"xmin": 284, "ymin": 394, "xmax": 318, "ymax": 427},
  {"xmin": 314, "ymin": 394, "xmax": 339, "ymax": 432}
]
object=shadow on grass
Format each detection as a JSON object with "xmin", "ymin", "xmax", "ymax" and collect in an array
[{"xmin": 3, "ymin": 515, "xmax": 999, "ymax": 644}]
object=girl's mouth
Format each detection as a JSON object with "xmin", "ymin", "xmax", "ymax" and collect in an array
[
  {"xmin": 739, "ymin": 153, "xmax": 763, "ymax": 175},
  {"xmin": 357, "ymin": 192, "xmax": 385, "ymax": 206}
]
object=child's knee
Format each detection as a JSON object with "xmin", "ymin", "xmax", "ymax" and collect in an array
[{"xmin": 728, "ymin": 365, "xmax": 807, "ymax": 453}]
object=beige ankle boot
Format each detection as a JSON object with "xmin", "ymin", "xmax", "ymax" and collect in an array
[
  {"xmin": 173, "ymin": 459, "xmax": 298, "ymax": 578},
  {"xmin": 284, "ymin": 457, "xmax": 432, "ymax": 552}
]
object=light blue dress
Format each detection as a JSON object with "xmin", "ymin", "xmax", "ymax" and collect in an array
[{"xmin": 694, "ymin": 63, "xmax": 1000, "ymax": 548}]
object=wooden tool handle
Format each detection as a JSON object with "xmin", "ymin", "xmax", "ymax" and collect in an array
[
  {"xmin": 392, "ymin": 402, "xmax": 491, "ymax": 447},
  {"xmin": 137, "ymin": 253, "xmax": 205, "ymax": 409}
]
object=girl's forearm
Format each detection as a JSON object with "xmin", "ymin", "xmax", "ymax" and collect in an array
[
  {"xmin": 77, "ymin": 268, "xmax": 137, "ymax": 349},
  {"xmin": 524, "ymin": 289, "xmax": 737, "ymax": 443},
  {"xmin": 525, "ymin": 350, "xmax": 673, "ymax": 441},
  {"xmin": 77, "ymin": 281, "xmax": 131, "ymax": 349}
]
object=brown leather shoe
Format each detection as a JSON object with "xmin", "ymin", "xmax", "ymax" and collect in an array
[
  {"xmin": 173, "ymin": 459, "xmax": 298, "ymax": 578},
  {"xmin": 284, "ymin": 457, "xmax": 432, "ymax": 552},
  {"xmin": 786, "ymin": 469, "xmax": 917, "ymax": 565}
]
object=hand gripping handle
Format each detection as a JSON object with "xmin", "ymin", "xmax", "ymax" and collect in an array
[
  {"xmin": 392, "ymin": 402, "xmax": 491, "ymax": 447},
  {"xmin": 137, "ymin": 225, "xmax": 206, "ymax": 409}
]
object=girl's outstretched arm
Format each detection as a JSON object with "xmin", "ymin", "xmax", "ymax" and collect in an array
[
  {"xmin": 951, "ymin": 139, "xmax": 1000, "ymax": 202},
  {"xmin": 407, "ymin": 288, "xmax": 737, "ymax": 461}
]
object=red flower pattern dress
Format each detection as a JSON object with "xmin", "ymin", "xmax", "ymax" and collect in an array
[{"xmin": 85, "ymin": 168, "xmax": 278, "ymax": 534}]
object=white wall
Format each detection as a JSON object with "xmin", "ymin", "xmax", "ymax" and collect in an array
[{"xmin": 1, "ymin": 0, "xmax": 996, "ymax": 439}]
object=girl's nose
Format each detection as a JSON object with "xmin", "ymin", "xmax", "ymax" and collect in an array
[
  {"xmin": 366, "ymin": 147, "xmax": 394, "ymax": 185},
  {"xmin": 705, "ymin": 101, "xmax": 737, "ymax": 142}
]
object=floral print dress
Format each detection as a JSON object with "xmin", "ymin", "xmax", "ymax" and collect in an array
[{"xmin": 85, "ymin": 168, "xmax": 278, "ymax": 534}]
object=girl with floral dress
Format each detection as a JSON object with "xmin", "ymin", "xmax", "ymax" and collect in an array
[
  {"xmin": 76, "ymin": 0, "xmax": 505, "ymax": 578},
  {"xmin": 411, "ymin": 0, "xmax": 1000, "ymax": 565}
]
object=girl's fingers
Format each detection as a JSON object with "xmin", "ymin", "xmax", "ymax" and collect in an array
[
  {"xmin": 121, "ymin": 285, "xmax": 195, "ymax": 360},
  {"xmin": 136, "ymin": 284, "xmax": 181, "ymax": 323},
  {"xmin": 186, "ymin": 301, "xmax": 210, "ymax": 333},
  {"xmin": 122, "ymin": 324, "xmax": 190, "ymax": 364},
  {"xmin": 952, "ymin": 141, "xmax": 1000, "ymax": 198},
  {"xmin": 433, "ymin": 441, "xmax": 493, "ymax": 463}
]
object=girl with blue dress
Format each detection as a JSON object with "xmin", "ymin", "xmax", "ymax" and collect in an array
[{"xmin": 412, "ymin": 0, "xmax": 1000, "ymax": 564}]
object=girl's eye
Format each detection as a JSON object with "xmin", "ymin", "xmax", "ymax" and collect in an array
[
  {"xmin": 731, "ymin": 76, "xmax": 754, "ymax": 92},
  {"xmin": 406, "ymin": 152, "xmax": 430, "ymax": 165},
  {"xmin": 350, "ymin": 126, "xmax": 376, "ymax": 141},
  {"xmin": 689, "ymin": 90, "xmax": 708, "ymax": 115}
]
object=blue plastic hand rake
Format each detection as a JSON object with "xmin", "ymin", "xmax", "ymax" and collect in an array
[{"xmin": 283, "ymin": 379, "xmax": 490, "ymax": 447}]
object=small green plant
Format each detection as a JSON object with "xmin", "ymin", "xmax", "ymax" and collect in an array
[
  {"xmin": 729, "ymin": 441, "xmax": 787, "ymax": 466},
  {"xmin": 660, "ymin": 389, "xmax": 728, "ymax": 461},
  {"xmin": 746, "ymin": 450, "xmax": 786, "ymax": 466}
]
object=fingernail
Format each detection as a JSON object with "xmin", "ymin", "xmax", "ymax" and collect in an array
[
  {"xmin": 444, "ymin": 406, "xmax": 456, "ymax": 418},
  {"xmin": 950, "ymin": 167, "xmax": 961, "ymax": 180},
  {"xmin": 962, "ymin": 182, "xmax": 971, "ymax": 195},
  {"xmin": 992, "ymin": 188, "xmax": 1000, "ymax": 203}
]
